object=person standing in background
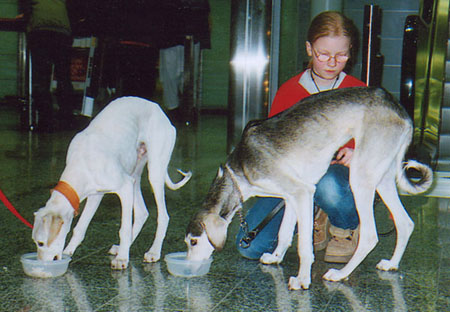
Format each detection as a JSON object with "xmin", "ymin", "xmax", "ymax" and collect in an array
[
  {"xmin": 19, "ymin": 0, "xmax": 75, "ymax": 132},
  {"xmin": 159, "ymin": 0, "xmax": 211, "ymax": 122},
  {"xmin": 111, "ymin": 0, "xmax": 160, "ymax": 101}
]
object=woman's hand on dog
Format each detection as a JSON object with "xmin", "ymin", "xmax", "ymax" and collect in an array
[{"xmin": 331, "ymin": 147, "xmax": 353, "ymax": 167}]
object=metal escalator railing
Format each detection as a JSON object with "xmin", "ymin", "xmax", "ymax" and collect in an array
[
  {"xmin": 400, "ymin": 0, "xmax": 450, "ymax": 197},
  {"xmin": 421, "ymin": 0, "xmax": 450, "ymax": 197},
  {"xmin": 436, "ymin": 17, "xmax": 450, "ymax": 171},
  {"xmin": 408, "ymin": 0, "xmax": 449, "ymax": 170}
]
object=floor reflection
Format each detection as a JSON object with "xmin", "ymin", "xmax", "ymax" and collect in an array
[
  {"xmin": 377, "ymin": 271, "xmax": 407, "ymax": 312},
  {"xmin": 323, "ymin": 281, "xmax": 369, "ymax": 311},
  {"xmin": 22, "ymin": 270, "xmax": 93, "ymax": 312},
  {"xmin": 260, "ymin": 264, "xmax": 312, "ymax": 312}
]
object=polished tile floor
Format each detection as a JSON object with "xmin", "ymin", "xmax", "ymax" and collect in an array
[{"xmin": 0, "ymin": 103, "xmax": 448, "ymax": 311}]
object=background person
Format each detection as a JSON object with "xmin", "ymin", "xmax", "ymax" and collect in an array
[
  {"xmin": 19, "ymin": 0, "xmax": 75, "ymax": 132},
  {"xmin": 159, "ymin": 0, "xmax": 211, "ymax": 122}
]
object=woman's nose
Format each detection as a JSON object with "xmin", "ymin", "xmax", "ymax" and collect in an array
[{"xmin": 327, "ymin": 57, "xmax": 337, "ymax": 67}]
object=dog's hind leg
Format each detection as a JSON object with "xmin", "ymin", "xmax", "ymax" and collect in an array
[
  {"xmin": 375, "ymin": 167, "xmax": 414, "ymax": 271},
  {"xmin": 131, "ymin": 165, "xmax": 149, "ymax": 242},
  {"xmin": 143, "ymin": 164, "xmax": 169, "ymax": 263},
  {"xmin": 109, "ymin": 154, "xmax": 149, "ymax": 256},
  {"xmin": 64, "ymin": 194, "xmax": 104, "ymax": 256},
  {"xmin": 144, "ymin": 127, "xmax": 176, "ymax": 263},
  {"xmin": 323, "ymin": 169, "xmax": 378, "ymax": 282},
  {"xmin": 287, "ymin": 189, "xmax": 315, "ymax": 290},
  {"xmin": 260, "ymin": 203, "xmax": 297, "ymax": 264},
  {"xmin": 322, "ymin": 120, "xmax": 407, "ymax": 282}
]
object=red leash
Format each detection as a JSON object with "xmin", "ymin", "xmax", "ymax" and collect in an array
[{"xmin": 0, "ymin": 189, "xmax": 33, "ymax": 229}]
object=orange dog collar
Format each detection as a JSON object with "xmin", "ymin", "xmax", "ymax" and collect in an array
[{"xmin": 52, "ymin": 181, "xmax": 80, "ymax": 216}]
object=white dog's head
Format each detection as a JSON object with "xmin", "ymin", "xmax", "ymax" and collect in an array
[{"xmin": 32, "ymin": 193, "xmax": 74, "ymax": 261}]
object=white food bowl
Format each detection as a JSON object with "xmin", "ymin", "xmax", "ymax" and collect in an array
[
  {"xmin": 21, "ymin": 253, "xmax": 71, "ymax": 278},
  {"xmin": 165, "ymin": 252, "xmax": 213, "ymax": 277}
]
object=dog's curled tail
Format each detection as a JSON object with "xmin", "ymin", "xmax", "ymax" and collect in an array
[
  {"xmin": 165, "ymin": 169, "xmax": 192, "ymax": 190},
  {"xmin": 396, "ymin": 160, "xmax": 433, "ymax": 194}
]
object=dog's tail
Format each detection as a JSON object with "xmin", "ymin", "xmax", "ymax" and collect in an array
[
  {"xmin": 165, "ymin": 169, "xmax": 192, "ymax": 190},
  {"xmin": 396, "ymin": 160, "xmax": 433, "ymax": 194}
]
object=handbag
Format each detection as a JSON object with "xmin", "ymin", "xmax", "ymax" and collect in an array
[{"xmin": 239, "ymin": 200, "xmax": 285, "ymax": 248}]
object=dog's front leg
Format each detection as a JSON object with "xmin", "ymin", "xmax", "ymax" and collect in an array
[
  {"xmin": 260, "ymin": 203, "xmax": 297, "ymax": 264},
  {"xmin": 64, "ymin": 194, "xmax": 104, "ymax": 256},
  {"xmin": 287, "ymin": 190, "xmax": 315, "ymax": 290},
  {"xmin": 112, "ymin": 182, "xmax": 134, "ymax": 270}
]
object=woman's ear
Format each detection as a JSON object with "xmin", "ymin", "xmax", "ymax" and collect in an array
[{"xmin": 305, "ymin": 41, "xmax": 313, "ymax": 57}]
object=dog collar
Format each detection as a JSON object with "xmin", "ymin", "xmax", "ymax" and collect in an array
[{"xmin": 52, "ymin": 181, "xmax": 80, "ymax": 216}]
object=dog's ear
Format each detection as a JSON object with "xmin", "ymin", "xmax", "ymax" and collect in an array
[
  {"xmin": 217, "ymin": 166, "xmax": 224, "ymax": 178},
  {"xmin": 47, "ymin": 215, "xmax": 64, "ymax": 246},
  {"xmin": 32, "ymin": 210, "xmax": 47, "ymax": 245},
  {"xmin": 202, "ymin": 214, "xmax": 228, "ymax": 251},
  {"xmin": 33, "ymin": 213, "xmax": 64, "ymax": 247}
]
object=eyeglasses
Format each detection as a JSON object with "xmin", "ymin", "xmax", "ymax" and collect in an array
[{"xmin": 312, "ymin": 47, "xmax": 349, "ymax": 63}]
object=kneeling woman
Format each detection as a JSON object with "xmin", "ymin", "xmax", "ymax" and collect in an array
[{"xmin": 236, "ymin": 11, "xmax": 366, "ymax": 263}]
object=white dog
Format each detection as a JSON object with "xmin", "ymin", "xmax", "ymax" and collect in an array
[
  {"xmin": 185, "ymin": 87, "xmax": 433, "ymax": 290},
  {"xmin": 32, "ymin": 97, "xmax": 191, "ymax": 269}
]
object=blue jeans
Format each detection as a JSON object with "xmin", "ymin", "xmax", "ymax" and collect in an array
[{"xmin": 236, "ymin": 164, "xmax": 359, "ymax": 260}]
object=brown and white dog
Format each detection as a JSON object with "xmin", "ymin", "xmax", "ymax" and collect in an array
[
  {"xmin": 32, "ymin": 97, "xmax": 191, "ymax": 269},
  {"xmin": 185, "ymin": 87, "xmax": 432, "ymax": 290}
]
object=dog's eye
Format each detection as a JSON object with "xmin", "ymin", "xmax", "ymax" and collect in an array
[
  {"xmin": 190, "ymin": 239, "xmax": 197, "ymax": 246},
  {"xmin": 37, "ymin": 241, "xmax": 44, "ymax": 247}
]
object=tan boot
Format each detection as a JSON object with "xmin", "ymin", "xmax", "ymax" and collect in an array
[
  {"xmin": 324, "ymin": 225, "xmax": 359, "ymax": 263},
  {"xmin": 313, "ymin": 209, "xmax": 330, "ymax": 251}
]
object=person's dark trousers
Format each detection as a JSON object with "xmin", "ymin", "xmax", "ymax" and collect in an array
[
  {"xmin": 28, "ymin": 30, "xmax": 74, "ymax": 131},
  {"xmin": 116, "ymin": 44, "xmax": 159, "ymax": 101}
]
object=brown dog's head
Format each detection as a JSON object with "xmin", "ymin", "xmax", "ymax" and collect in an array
[
  {"xmin": 185, "ymin": 211, "xmax": 228, "ymax": 261},
  {"xmin": 185, "ymin": 166, "xmax": 242, "ymax": 261},
  {"xmin": 32, "ymin": 193, "xmax": 74, "ymax": 261}
]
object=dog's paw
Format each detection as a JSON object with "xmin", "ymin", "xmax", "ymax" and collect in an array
[
  {"xmin": 288, "ymin": 276, "xmax": 310, "ymax": 290},
  {"xmin": 260, "ymin": 252, "xmax": 282, "ymax": 264},
  {"xmin": 323, "ymin": 268, "xmax": 348, "ymax": 282},
  {"xmin": 63, "ymin": 246, "xmax": 75, "ymax": 256},
  {"xmin": 63, "ymin": 240, "xmax": 80, "ymax": 256},
  {"xmin": 376, "ymin": 259, "xmax": 398, "ymax": 271},
  {"xmin": 111, "ymin": 257, "xmax": 129, "ymax": 270},
  {"xmin": 143, "ymin": 251, "xmax": 161, "ymax": 263},
  {"xmin": 108, "ymin": 245, "xmax": 119, "ymax": 255}
]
